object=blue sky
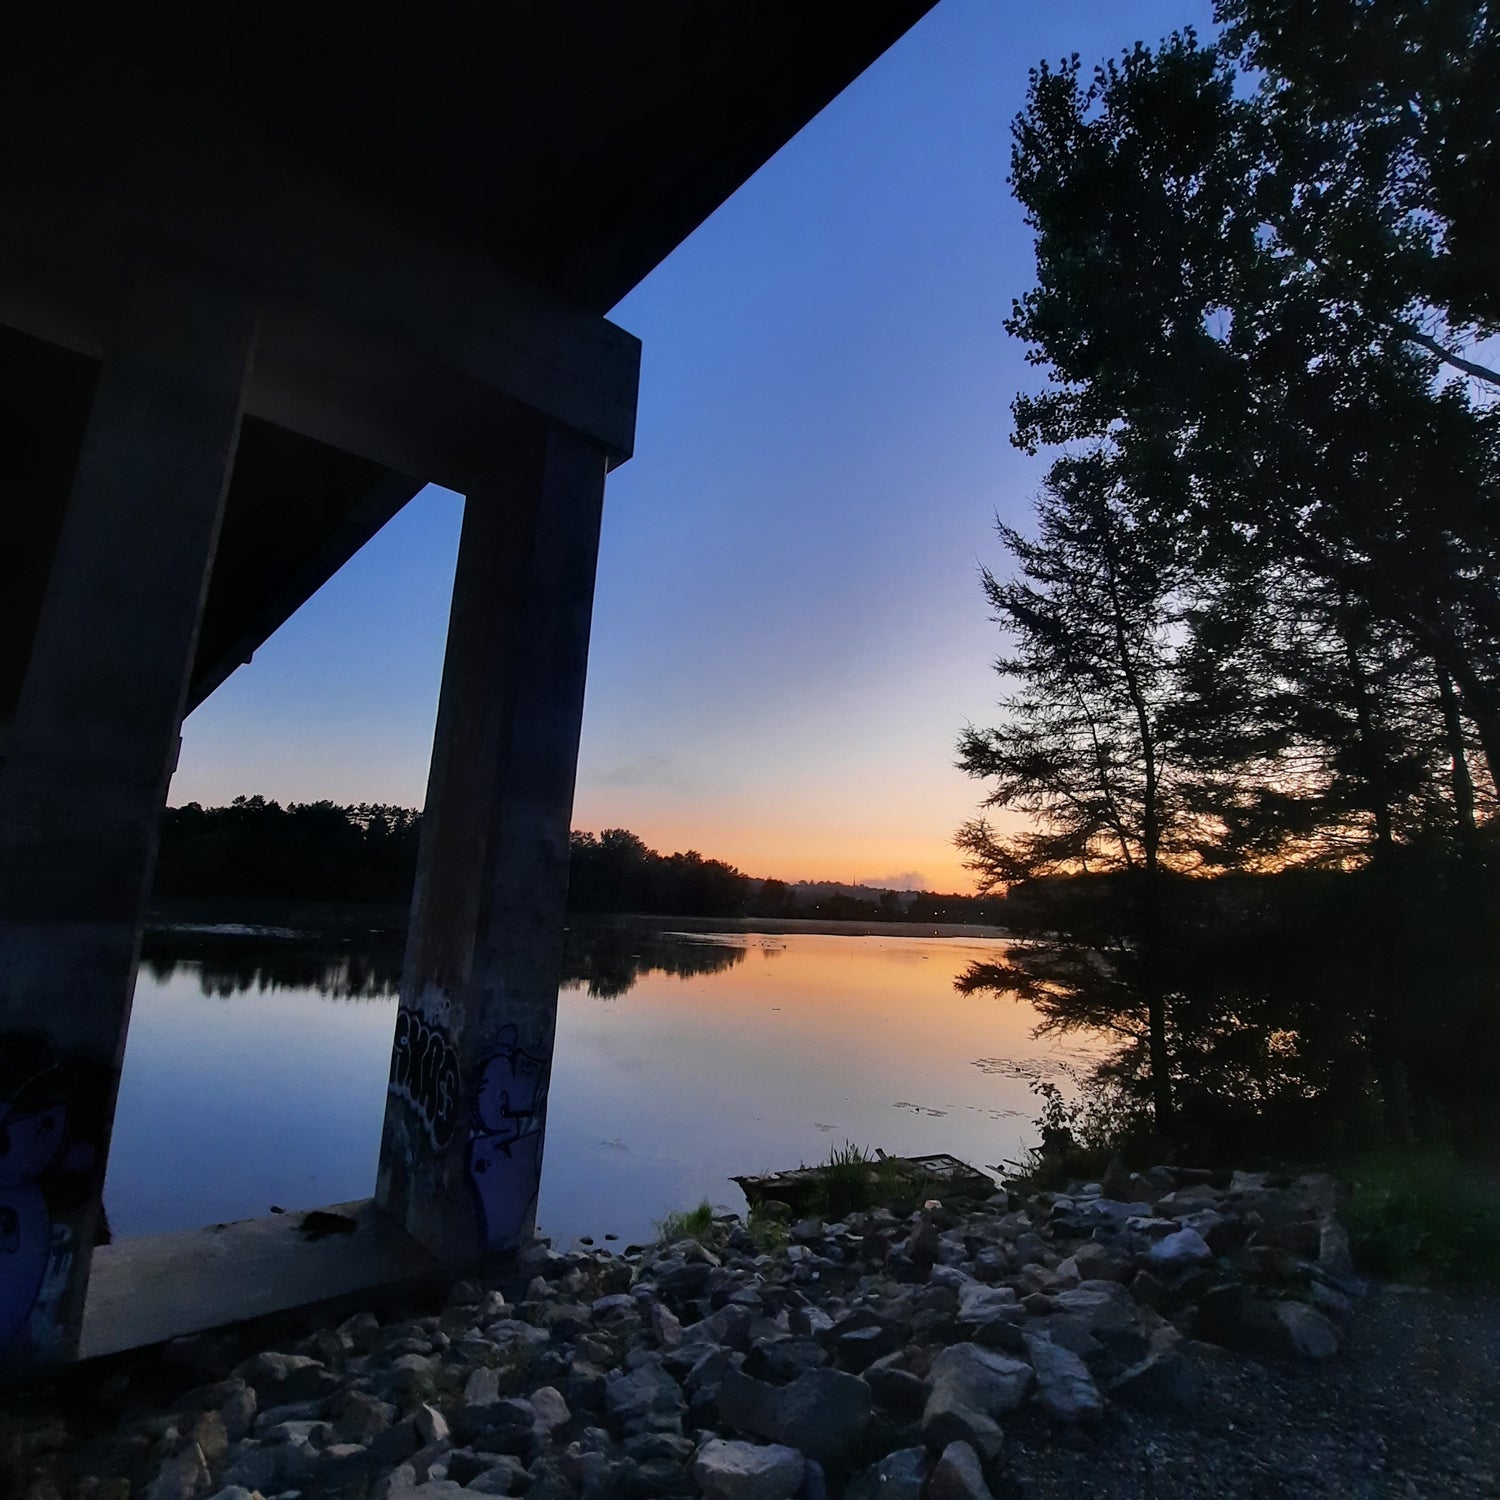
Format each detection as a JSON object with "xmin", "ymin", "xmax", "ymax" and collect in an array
[{"xmin": 171, "ymin": 0, "xmax": 1218, "ymax": 892}]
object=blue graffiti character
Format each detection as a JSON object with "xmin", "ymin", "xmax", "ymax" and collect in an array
[
  {"xmin": 0, "ymin": 1099, "xmax": 67, "ymax": 1350},
  {"xmin": 467, "ymin": 1025, "xmax": 548, "ymax": 1248}
]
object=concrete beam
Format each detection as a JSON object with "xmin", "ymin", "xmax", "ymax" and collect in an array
[
  {"xmin": 0, "ymin": 146, "xmax": 641, "ymax": 484},
  {"xmin": 0, "ymin": 260, "xmax": 256, "ymax": 1374},
  {"xmin": 377, "ymin": 411, "xmax": 608, "ymax": 1260}
]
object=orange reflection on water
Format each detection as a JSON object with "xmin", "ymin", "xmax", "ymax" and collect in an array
[{"xmin": 540, "ymin": 932, "xmax": 1102, "ymax": 1245}]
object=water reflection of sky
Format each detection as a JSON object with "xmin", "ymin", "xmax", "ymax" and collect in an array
[{"xmin": 107, "ymin": 932, "xmax": 1095, "ymax": 1248}]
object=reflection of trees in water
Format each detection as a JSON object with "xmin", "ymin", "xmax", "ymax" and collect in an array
[
  {"xmin": 959, "ymin": 858, "xmax": 1500, "ymax": 1159},
  {"xmin": 139, "ymin": 922, "xmax": 746, "ymax": 1004},
  {"xmin": 140, "ymin": 938, "xmax": 403, "ymax": 1001},
  {"xmin": 561, "ymin": 924, "xmax": 746, "ymax": 1000}
]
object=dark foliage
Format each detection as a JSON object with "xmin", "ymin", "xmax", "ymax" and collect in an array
[
  {"xmin": 961, "ymin": 0, "xmax": 1499, "ymax": 1151},
  {"xmin": 969, "ymin": 841, "xmax": 1500, "ymax": 1159},
  {"xmin": 153, "ymin": 799, "xmax": 997, "ymax": 923}
]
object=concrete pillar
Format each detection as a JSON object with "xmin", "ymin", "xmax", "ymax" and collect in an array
[
  {"xmin": 376, "ymin": 412, "xmax": 608, "ymax": 1260},
  {"xmin": 0, "ymin": 263, "xmax": 257, "ymax": 1373}
]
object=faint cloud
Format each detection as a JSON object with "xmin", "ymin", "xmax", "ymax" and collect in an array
[
  {"xmin": 861, "ymin": 870, "xmax": 930, "ymax": 892},
  {"xmin": 592, "ymin": 754, "xmax": 685, "ymax": 789}
]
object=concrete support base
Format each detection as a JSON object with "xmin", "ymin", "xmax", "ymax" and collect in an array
[
  {"xmin": 77, "ymin": 1200, "xmax": 438, "ymax": 1361},
  {"xmin": 376, "ymin": 412, "xmax": 609, "ymax": 1263}
]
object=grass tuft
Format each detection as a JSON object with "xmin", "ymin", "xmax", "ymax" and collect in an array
[{"xmin": 654, "ymin": 1198, "xmax": 716, "ymax": 1246}]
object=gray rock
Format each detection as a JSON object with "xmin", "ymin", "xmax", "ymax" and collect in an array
[
  {"xmin": 1146, "ymin": 1227, "xmax": 1213, "ymax": 1271},
  {"xmin": 339, "ymin": 1310, "xmax": 384, "ymax": 1351},
  {"xmin": 744, "ymin": 1337, "xmax": 828, "ymax": 1383},
  {"xmin": 1128, "ymin": 1270, "xmax": 1169, "ymax": 1311},
  {"xmin": 323, "ymin": 1443, "xmax": 382, "ymax": 1487},
  {"xmin": 390, "ymin": 1352, "xmax": 439, "ymax": 1394},
  {"xmin": 836, "ymin": 1323, "xmax": 901, "ymax": 1369},
  {"xmin": 651, "ymin": 1302, "xmax": 684, "ymax": 1348},
  {"xmin": 624, "ymin": 1432, "xmax": 695, "ymax": 1465},
  {"xmin": 956, "ymin": 1284, "xmax": 1018, "ymax": 1327},
  {"xmin": 532, "ymin": 1385, "xmax": 572, "ymax": 1434},
  {"xmin": 219, "ymin": 1384, "xmax": 257, "ymax": 1442},
  {"xmin": 372, "ymin": 1415, "xmax": 426, "ymax": 1466},
  {"xmin": 593, "ymin": 1293, "xmax": 638, "ymax": 1322},
  {"xmin": 1192, "ymin": 1284, "xmax": 1284, "ymax": 1357},
  {"xmin": 1107, "ymin": 1340, "xmax": 1202, "ymax": 1412},
  {"xmin": 219, "ymin": 1441, "xmax": 278, "ymax": 1494},
  {"xmin": 529, "ymin": 1459, "xmax": 582, "ymax": 1500},
  {"xmin": 490, "ymin": 1319, "xmax": 551, "ymax": 1351},
  {"xmin": 1318, "ymin": 1218, "xmax": 1355, "ymax": 1277},
  {"xmin": 465, "ymin": 1366, "xmax": 505, "ymax": 1407},
  {"xmin": 271, "ymin": 1435, "xmax": 323, "ymax": 1488},
  {"xmin": 1024, "ymin": 1334, "xmax": 1102, "ymax": 1422},
  {"xmin": 928, "ymin": 1344, "xmax": 1032, "ymax": 1415},
  {"xmin": 927, "ymin": 1441, "xmax": 992, "ymax": 1500},
  {"xmin": 721, "ymin": 1367, "xmax": 871, "ymax": 1466},
  {"xmin": 843, "ymin": 1447, "xmax": 928, "ymax": 1500},
  {"xmin": 463, "ymin": 1454, "xmax": 530, "ymax": 1493},
  {"xmin": 258, "ymin": 1417, "xmax": 331, "ymax": 1446},
  {"xmin": 205, "ymin": 1489, "xmax": 259, "ymax": 1500},
  {"xmin": 694, "ymin": 1439, "xmax": 805, "ymax": 1500},
  {"xmin": 772, "ymin": 1368, "xmax": 872, "ymax": 1466},
  {"xmin": 604, "ymin": 1363, "xmax": 683, "ymax": 1421},
  {"xmin": 336, "ymin": 1390, "xmax": 397, "ymax": 1441},
  {"xmin": 863, "ymin": 1360, "xmax": 929, "ymax": 1420},
  {"xmin": 191, "ymin": 1411, "xmax": 229, "ymax": 1465},
  {"xmin": 798, "ymin": 1457, "xmax": 827, "ymax": 1500},
  {"xmin": 1051, "ymin": 1283, "xmax": 1130, "ymax": 1321},
  {"xmin": 1273, "ymin": 1300, "xmax": 1341, "ymax": 1360},
  {"xmin": 416, "ymin": 1403, "xmax": 452, "ymax": 1445},
  {"xmin": 1310, "ymin": 1279, "xmax": 1353, "ymax": 1319},
  {"xmin": 147, "ymin": 1443, "xmax": 211, "ymax": 1500},
  {"xmin": 1068, "ymin": 1242, "xmax": 1129, "ymax": 1282},
  {"xmin": 922, "ymin": 1385, "xmax": 1001, "ymax": 1462},
  {"xmin": 905, "ymin": 1218, "xmax": 942, "ymax": 1266},
  {"xmin": 719, "ymin": 1369, "xmax": 784, "ymax": 1438},
  {"xmin": 254, "ymin": 1398, "xmax": 324, "ymax": 1433},
  {"xmin": 237, "ymin": 1350, "xmax": 339, "ymax": 1403}
]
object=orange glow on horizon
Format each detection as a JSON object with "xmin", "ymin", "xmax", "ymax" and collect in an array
[{"xmin": 568, "ymin": 805, "xmax": 981, "ymax": 894}]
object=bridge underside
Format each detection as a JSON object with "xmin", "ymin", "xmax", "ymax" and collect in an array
[
  {"xmin": 0, "ymin": 0, "xmax": 936, "ymax": 1376},
  {"xmin": 2, "ymin": 2, "xmax": 934, "ymax": 730}
]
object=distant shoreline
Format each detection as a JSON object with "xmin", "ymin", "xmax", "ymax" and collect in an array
[
  {"xmin": 599, "ymin": 913, "xmax": 1011, "ymax": 940},
  {"xmin": 144, "ymin": 899, "xmax": 1010, "ymax": 943}
]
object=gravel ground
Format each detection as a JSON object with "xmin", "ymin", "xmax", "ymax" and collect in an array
[
  {"xmin": 1001, "ymin": 1285, "xmax": 1500, "ymax": 1499},
  {"xmin": 6, "ymin": 1177, "xmax": 1498, "ymax": 1500}
]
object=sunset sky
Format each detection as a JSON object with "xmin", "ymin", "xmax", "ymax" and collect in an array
[{"xmin": 169, "ymin": 0, "xmax": 1218, "ymax": 893}]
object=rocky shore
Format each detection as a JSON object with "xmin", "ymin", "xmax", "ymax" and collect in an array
[{"xmin": 14, "ymin": 1165, "xmax": 1483, "ymax": 1500}]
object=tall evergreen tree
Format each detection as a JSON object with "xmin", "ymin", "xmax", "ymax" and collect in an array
[
  {"xmin": 957, "ymin": 453, "xmax": 1189, "ymax": 1123},
  {"xmin": 1005, "ymin": 22, "xmax": 1500, "ymax": 811}
]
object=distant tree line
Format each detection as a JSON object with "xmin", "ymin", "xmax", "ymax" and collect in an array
[
  {"xmin": 153, "ymin": 797, "xmax": 1002, "ymax": 923},
  {"xmin": 154, "ymin": 797, "xmax": 421, "ymax": 905},
  {"xmin": 958, "ymin": 0, "xmax": 1499, "ymax": 1151}
]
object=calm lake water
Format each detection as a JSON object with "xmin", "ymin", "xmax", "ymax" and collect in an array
[{"xmin": 106, "ymin": 928, "xmax": 1095, "ymax": 1248}]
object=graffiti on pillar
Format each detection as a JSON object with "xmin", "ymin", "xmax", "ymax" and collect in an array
[
  {"xmin": 0, "ymin": 1035, "xmax": 104, "ymax": 1353},
  {"xmin": 388, "ymin": 1011, "xmax": 463, "ymax": 1151},
  {"xmin": 467, "ymin": 1025, "xmax": 549, "ymax": 1248}
]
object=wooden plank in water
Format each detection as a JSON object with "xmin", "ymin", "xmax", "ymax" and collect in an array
[{"xmin": 733, "ymin": 1152, "xmax": 996, "ymax": 1212}]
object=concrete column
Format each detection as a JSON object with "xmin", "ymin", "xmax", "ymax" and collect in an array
[
  {"xmin": 0, "ymin": 263, "xmax": 257, "ymax": 1373},
  {"xmin": 376, "ymin": 412, "xmax": 608, "ymax": 1261}
]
